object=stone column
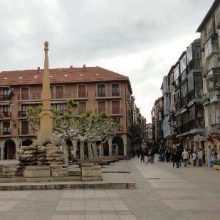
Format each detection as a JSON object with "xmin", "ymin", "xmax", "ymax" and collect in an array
[
  {"xmin": 39, "ymin": 41, "xmax": 53, "ymax": 141},
  {"xmin": 72, "ymin": 140, "xmax": 77, "ymax": 157},
  {"xmin": 0, "ymin": 141, "xmax": 4, "ymax": 160},
  {"xmin": 108, "ymin": 138, "xmax": 112, "ymax": 156},
  {"xmin": 14, "ymin": 138, "xmax": 21, "ymax": 160},
  {"xmin": 122, "ymin": 134, "xmax": 128, "ymax": 157},
  {"xmin": 99, "ymin": 144, "xmax": 102, "ymax": 157}
]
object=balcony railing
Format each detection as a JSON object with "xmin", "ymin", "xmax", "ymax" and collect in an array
[
  {"xmin": 0, "ymin": 94, "xmax": 13, "ymax": 101},
  {"xmin": 176, "ymin": 119, "xmax": 204, "ymax": 134},
  {"xmin": 0, "ymin": 112, "xmax": 11, "ymax": 118},
  {"xmin": 19, "ymin": 93, "xmax": 40, "ymax": 101},
  {"xmin": 18, "ymin": 92, "xmax": 90, "ymax": 101},
  {"xmin": 95, "ymin": 89, "xmax": 120, "ymax": 98},
  {"xmin": 51, "ymin": 92, "xmax": 89, "ymax": 99},
  {"xmin": 18, "ymin": 128, "xmax": 35, "ymax": 136},
  {"xmin": 18, "ymin": 111, "xmax": 27, "ymax": 117},
  {"xmin": 175, "ymin": 100, "xmax": 182, "ymax": 111}
]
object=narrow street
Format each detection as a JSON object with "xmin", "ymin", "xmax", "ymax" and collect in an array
[{"xmin": 0, "ymin": 158, "xmax": 220, "ymax": 220}]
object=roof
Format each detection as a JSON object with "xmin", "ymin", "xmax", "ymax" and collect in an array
[
  {"xmin": 197, "ymin": 0, "xmax": 219, "ymax": 32},
  {"xmin": 0, "ymin": 66, "xmax": 132, "ymax": 91}
]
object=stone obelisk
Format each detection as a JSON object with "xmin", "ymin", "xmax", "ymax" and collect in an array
[{"xmin": 39, "ymin": 41, "xmax": 53, "ymax": 140}]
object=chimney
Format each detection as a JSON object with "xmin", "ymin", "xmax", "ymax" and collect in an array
[
  {"xmin": 82, "ymin": 64, "xmax": 87, "ymax": 72},
  {"xmin": 37, "ymin": 67, "xmax": 40, "ymax": 74}
]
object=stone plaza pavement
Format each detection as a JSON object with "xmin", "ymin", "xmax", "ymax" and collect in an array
[{"xmin": 0, "ymin": 158, "xmax": 220, "ymax": 220}]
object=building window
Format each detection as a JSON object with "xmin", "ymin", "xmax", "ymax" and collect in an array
[
  {"xmin": 52, "ymin": 103, "xmax": 65, "ymax": 112},
  {"xmin": 78, "ymin": 102, "xmax": 86, "ymax": 114},
  {"xmin": 112, "ymin": 101, "xmax": 120, "ymax": 114},
  {"xmin": 78, "ymin": 85, "xmax": 86, "ymax": 98},
  {"xmin": 3, "ymin": 88, "xmax": 10, "ymax": 96},
  {"xmin": 3, "ymin": 121, "xmax": 10, "ymax": 135},
  {"xmin": 21, "ymin": 87, "xmax": 29, "ymax": 100},
  {"xmin": 97, "ymin": 84, "xmax": 106, "ymax": 97},
  {"xmin": 112, "ymin": 84, "xmax": 120, "ymax": 96},
  {"xmin": 18, "ymin": 105, "xmax": 29, "ymax": 117},
  {"xmin": 98, "ymin": 101, "xmax": 106, "ymax": 113},
  {"xmin": 21, "ymin": 121, "xmax": 29, "ymax": 135},
  {"xmin": 55, "ymin": 86, "xmax": 64, "ymax": 99},
  {"xmin": 0, "ymin": 105, "xmax": 10, "ymax": 113}
]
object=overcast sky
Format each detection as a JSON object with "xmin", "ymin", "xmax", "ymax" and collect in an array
[{"xmin": 0, "ymin": 0, "xmax": 214, "ymax": 122}]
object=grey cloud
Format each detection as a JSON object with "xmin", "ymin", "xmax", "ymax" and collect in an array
[{"xmin": 0, "ymin": 0, "xmax": 214, "ymax": 120}]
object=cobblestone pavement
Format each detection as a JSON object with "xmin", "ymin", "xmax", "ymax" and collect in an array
[{"xmin": 0, "ymin": 158, "xmax": 220, "ymax": 220}]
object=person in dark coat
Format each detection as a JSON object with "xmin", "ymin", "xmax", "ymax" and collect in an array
[
  {"xmin": 140, "ymin": 150, "xmax": 144, "ymax": 163},
  {"xmin": 172, "ymin": 150, "xmax": 177, "ymax": 168}
]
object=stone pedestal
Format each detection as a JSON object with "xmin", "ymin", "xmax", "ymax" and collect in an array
[
  {"xmin": 50, "ymin": 165, "xmax": 68, "ymax": 177},
  {"xmin": 23, "ymin": 166, "xmax": 50, "ymax": 178},
  {"xmin": 0, "ymin": 161, "xmax": 19, "ymax": 177},
  {"xmin": 81, "ymin": 163, "xmax": 102, "ymax": 181}
]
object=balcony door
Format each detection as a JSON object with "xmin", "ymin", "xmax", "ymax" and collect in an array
[
  {"xmin": 55, "ymin": 86, "xmax": 64, "ymax": 99},
  {"xmin": 21, "ymin": 87, "xmax": 29, "ymax": 100},
  {"xmin": 112, "ymin": 84, "xmax": 120, "ymax": 96},
  {"xmin": 97, "ymin": 84, "xmax": 106, "ymax": 97},
  {"xmin": 3, "ymin": 121, "xmax": 10, "ymax": 135},
  {"xmin": 112, "ymin": 101, "xmax": 120, "ymax": 114},
  {"xmin": 78, "ymin": 85, "xmax": 86, "ymax": 98},
  {"xmin": 98, "ymin": 101, "xmax": 106, "ymax": 113},
  {"xmin": 21, "ymin": 121, "xmax": 29, "ymax": 135}
]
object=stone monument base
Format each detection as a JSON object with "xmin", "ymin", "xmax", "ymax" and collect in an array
[
  {"xmin": 50, "ymin": 165, "xmax": 68, "ymax": 177},
  {"xmin": 81, "ymin": 163, "xmax": 102, "ymax": 181},
  {"xmin": 23, "ymin": 166, "xmax": 50, "ymax": 178},
  {"xmin": 0, "ymin": 161, "xmax": 19, "ymax": 177}
]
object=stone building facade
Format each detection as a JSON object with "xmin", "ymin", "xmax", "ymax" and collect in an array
[
  {"xmin": 0, "ymin": 66, "xmax": 135, "ymax": 159},
  {"xmin": 151, "ymin": 97, "xmax": 164, "ymax": 149},
  {"xmin": 146, "ymin": 123, "xmax": 153, "ymax": 147},
  {"xmin": 197, "ymin": 0, "xmax": 220, "ymax": 160},
  {"xmin": 152, "ymin": 1, "xmax": 220, "ymax": 163},
  {"xmin": 153, "ymin": 39, "xmax": 205, "ymax": 152},
  {"xmin": 173, "ymin": 39, "xmax": 204, "ymax": 151}
]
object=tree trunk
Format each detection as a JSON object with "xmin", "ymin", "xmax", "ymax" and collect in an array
[
  {"xmin": 80, "ymin": 141, "xmax": 84, "ymax": 160},
  {"xmin": 61, "ymin": 139, "xmax": 68, "ymax": 164},
  {"xmin": 92, "ymin": 142, "xmax": 98, "ymax": 158},
  {"xmin": 99, "ymin": 143, "xmax": 103, "ymax": 157},
  {"xmin": 88, "ymin": 142, "xmax": 93, "ymax": 159},
  {"xmin": 71, "ymin": 139, "xmax": 77, "ymax": 158}
]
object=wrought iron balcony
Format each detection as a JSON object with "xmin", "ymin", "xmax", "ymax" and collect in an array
[
  {"xmin": 0, "ymin": 94, "xmax": 13, "ymax": 101},
  {"xmin": 0, "ymin": 112, "xmax": 11, "ymax": 118},
  {"xmin": 18, "ymin": 111, "xmax": 27, "ymax": 117}
]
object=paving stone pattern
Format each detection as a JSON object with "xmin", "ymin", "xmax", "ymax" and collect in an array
[{"xmin": 0, "ymin": 158, "xmax": 220, "ymax": 219}]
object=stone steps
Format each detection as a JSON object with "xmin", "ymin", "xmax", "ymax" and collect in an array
[{"xmin": 0, "ymin": 181, "xmax": 135, "ymax": 191}]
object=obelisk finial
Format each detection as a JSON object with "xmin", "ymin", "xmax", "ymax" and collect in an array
[
  {"xmin": 44, "ymin": 41, "xmax": 49, "ymax": 50},
  {"xmin": 44, "ymin": 41, "xmax": 49, "ymax": 70}
]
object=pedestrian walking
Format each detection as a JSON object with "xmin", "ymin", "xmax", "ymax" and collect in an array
[
  {"xmin": 150, "ymin": 148, "xmax": 155, "ymax": 163},
  {"xmin": 165, "ymin": 148, "xmax": 171, "ymax": 162},
  {"xmin": 198, "ymin": 148, "xmax": 203, "ymax": 167},
  {"xmin": 144, "ymin": 149, "xmax": 149, "ymax": 164},
  {"xmin": 172, "ymin": 150, "xmax": 177, "ymax": 168},
  {"xmin": 172, "ymin": 149, "xmax": 180, "ymax": 168},
  {"xmin": 182, "ymin": 149, "xmax": 189, "ymax": 167},
  {"xmin": 140, "ymin": 150, "xmax": 144, "ymax": 163}
]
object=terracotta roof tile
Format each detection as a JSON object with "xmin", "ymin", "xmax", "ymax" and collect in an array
[{"xmin": 0, "ymin": 66, "xmax": 129, "ymax": 86}]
